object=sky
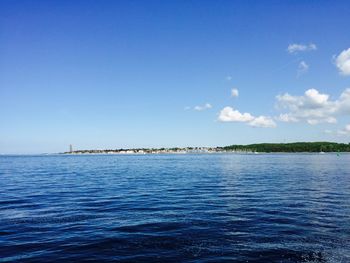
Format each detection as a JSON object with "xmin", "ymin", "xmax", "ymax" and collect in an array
[{"xmin": 1, "ymin": 0, "xmax": 350, "ymax": 154}]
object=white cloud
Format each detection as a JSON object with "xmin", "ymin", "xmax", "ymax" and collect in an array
[
  {"xmin": 307, "ymin": 117, "xmax": 337, "ymax": 125},
  {"xmin": 226, "ymin": 76, "xmax": 232, "ymax": 81},
  {"xmin": 346, "ymin": 124, "xmax": 350, "ymax": 132},
  {"xmin": 277, "ymin": 114, "xmax": 298, "ymax": 122},
  {"xmin": 323, "ymin": 125, "xmax": 350, "ymax": 135},
  {"xmin": 218, "ymin": 107, "xmax": 276, "ymax": 128},
  {"xmin": 231, "ymin": 88, "xmax": 239, "ymax": 97},
  {"xmin": 334, "ymin": 48, "xmax": 350, "ymax": 76},
  {"xmin": 287, "ymin": 43, "xmax": 317, "ymax": 54},
  {"xmin": 249, "ymin": 116, "xmax": 277, "ymax": 128},
  {"xmin": 297, "ymin": 61, "xmax": 309, "ymax": 77},
  {"xmin": 337, "ymin": 89, "xmax": 350, "ymax": 114},
  {"xmin": 304, "ymin": 88, "xmax": 329, "ymax": 105},
  {"xmin": 194, "ymin": 103, "xmax": 212, "ymax": 111},
  {"xmin": 331, "ymin": 124, "xmax": 350, "ymax": 136},
  {"xmin": 276, "ymin": 88, "xmax": 350, "ymax": 125},
  {"xmin": 218, "ymin": 107, "xmax": 254, "ymax": 122}
]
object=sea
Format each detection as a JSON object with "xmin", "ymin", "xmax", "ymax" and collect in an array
[{"xmin": 0, "ymin": 154, "xmax": 349, "ymax": 262}]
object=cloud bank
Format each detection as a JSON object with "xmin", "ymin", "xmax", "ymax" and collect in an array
[{"xmin": 276, "ymin": 88, "xmax": 350, "ymax": 125}]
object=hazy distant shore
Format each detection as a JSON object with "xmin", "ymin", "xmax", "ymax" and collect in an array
[{"xmin": 62, "ymin": 142, "xmax": 350, "ymax": 154}]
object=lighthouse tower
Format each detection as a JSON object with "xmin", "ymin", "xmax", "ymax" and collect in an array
[{"xmin": 69, "ymin": 144, "xmax": 73, "ymax": 153}]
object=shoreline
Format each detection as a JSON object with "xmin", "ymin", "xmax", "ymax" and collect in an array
[
  {"xmin": 61, "ymin": 142, "xmax": 350, "ymax": 155},
  {"xmin": 61, "ymin": 151, "xmax": 348, "ymax": 155}
]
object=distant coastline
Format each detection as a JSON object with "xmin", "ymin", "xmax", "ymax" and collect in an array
[{"xmin": 63, "ymin": 142, "xmax": 350, "ymax": 154}]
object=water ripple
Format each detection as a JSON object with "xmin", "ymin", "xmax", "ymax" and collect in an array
[{"xmin": 0, "ymin": 154, "xmax": 350, "ymax": 262}]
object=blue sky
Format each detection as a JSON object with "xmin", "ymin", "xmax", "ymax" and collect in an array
[{"xmin": 1, "ymin": 0, "xmax": 350, "ymax": 153}]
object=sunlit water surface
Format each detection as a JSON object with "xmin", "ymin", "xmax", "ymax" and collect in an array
[{"xmin": 0, "ymin": 154, "xmax": 350, "ymax": 262}]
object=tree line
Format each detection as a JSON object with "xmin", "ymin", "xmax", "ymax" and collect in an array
[{"xmin": 224, "ymin": 142, "xmax": 350, "ymax": 152}]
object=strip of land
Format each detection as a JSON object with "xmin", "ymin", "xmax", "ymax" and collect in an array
[{"xmin": 64, "ymin": 142, "xmax": 350, "ymax": 154}]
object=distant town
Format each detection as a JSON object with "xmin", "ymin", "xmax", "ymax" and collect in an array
[
  {"xmin": 63, "ymin": 142, "xmax": 350, "ymax": 154},
  {"xmin": 64, "ymin": 147, "xmax": 227, "ymax": 155}
]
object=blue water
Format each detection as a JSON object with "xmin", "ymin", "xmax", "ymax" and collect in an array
[{"xmin": 0, "ymin": 154, "xmax": 350, "ymax": 262}]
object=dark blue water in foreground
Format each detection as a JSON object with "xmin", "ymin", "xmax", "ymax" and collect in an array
[{"xmin": 1, "ymin": 154, "xmax": 350, "ymax": 262}]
